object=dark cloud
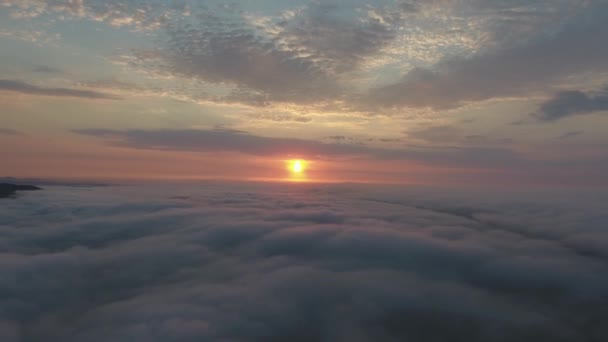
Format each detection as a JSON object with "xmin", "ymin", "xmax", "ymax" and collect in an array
[
  {"xmin": 246, "ymin": 112, "xmax": 313, "ymax": 123},
  {"xmin": 276, "ymin": 3, "xmax": 397, "ymax": 74},
  {"xmin": 557, "ymin": 131, "xmax": 584, "ymax": 139},
  {"xmin": 72, "ymin": 127, "xmax": 533, "ymax": 170},
  {"xmin": 364, "ymin": 2, "xmax": 608, "ymax": 109},
  {"xmin": 0, "ymin": 129, "xmax": 23, "ymax": 136},
  {"xmin": 140, "ymin": 6, "xmax": 341, "ymax": 106},
  {"xmin": 535, "ymin": 89, "xmax": 608, "ymax": 122},
  {"xmin": 406, "ymin": 125, "xmax": 512, "ymax": 145},
  {"xmin": 72, "ymin": 128, "xmax": 371, "ymax": 158},
  {"xmin": 378, "ymin": 138, "xmax": 401, "ymax": 143},
  {"xmin": 133, "ymin": 1, "xmax": 405, "ymax": 106},
  {"xmin": 71, "ymin": 127, "xmax": 608, "ymax": 186},
  {"xmin": 32, "ymin": 65, "xmax": 63, "ymax": 74},
  {"xmin": 407, "ymin": 125, "xmax": 463, "ymax": 143},
  {"xmin": 1, "ymin": 183, "xmax": 608, "ymax": 341},
  {"xmin": 397, "ymin": 1, "xmax": 421, "ymax": 13},
  {"xmin": 0, "ymin": 80, "xmax": 121, "ymax": 100}
]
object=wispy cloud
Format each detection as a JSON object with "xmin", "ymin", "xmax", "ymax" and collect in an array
[
  {"xmin": 68, "ymin": 128, "xmax": 529, "ymax": 169},
  {"xmin": 0, "ymin": 28, "xmax": 60, "ymax": 45},
  {"xmin": 32, "ymin": 65, "xmax": 63, "ymax": 74},
  {"xmin": 0, "ymin": 80, "xmax": 121, "ymax": 100},
  {"xmin": 72, "ymin": 128, "xmax": 376, "ymax": 158},
  {"xmin": 556, "ymin": 131, "xmax": 584, "ymax": 139}
]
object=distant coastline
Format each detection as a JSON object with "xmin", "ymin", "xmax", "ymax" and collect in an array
[
  {"xmin": 0, "ymin": 183, "xmax": 42, "ymax": 198},
  {"xmin": 0, "ymin": 177, "xmax": 109, "ymax": 187}
]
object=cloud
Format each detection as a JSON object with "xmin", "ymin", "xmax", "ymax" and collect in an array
[
  {"xmin": 2, "ymin": 0, "xmax": 172, "ymax": 31},
  {"xmin": 556, "ymin": 131, "xmax": 584, "ymax": 140},
  {"xmin": 72, "ymin": 127, "xmax": 525, "ymax": 168},
  {"xmin": 6, "ymin": 0, "xmax": 598, "ymax": 113},
  {"xmin": 1, "ymin": 183, "xmax": 608, "ymax": 341},
  {"xmin": 72, "ymin": 128, "xmax": 374, "ymax": 159},
  {"xmin": 138, "ymin": 5, "xmax": 343, "ymax": 106},
  {"xmin": 129, "ymin": 1, "xmax": 410, "ymax": 107},
  {"xmin": 245, "ymin": 111, "xmax": 313, "ymax": 123},
  {"xmin": 70, "ymin": 127, "xmax": 608, "ymax": 186},
  {"xmin": 0, "ymin": 80, "xmax": 121, "ymax": 100},
  {"xmin": 0, "ymin": 28, "xmax": 60, "ymax": 45},
  {"xmin": 363, "ymin": 2, "xmax": 608, "ymax": 109},
  {"xmin": 274, "ymin": 3, "xmax": 397, "ymax": 74},
  {"xmin": 535, "ymin": 89, "xmax": 608, "ymax": 122},
  {"xmin": 0, "ymin": 129, "xmax": 23, "ymax": 136},
  {"xmin": 32, "ymin": 65, "xmax": 63, "ymax": 74},
  {"xmin": 406, "ymin": 125, "xmax": 512, "ymax": 146}
]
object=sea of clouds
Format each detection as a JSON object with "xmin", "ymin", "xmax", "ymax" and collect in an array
[{"xmin": 1, "ymin": 182, "xmax": 608, "ymax": 341}]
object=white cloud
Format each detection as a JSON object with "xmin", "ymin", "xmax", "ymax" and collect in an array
[
  {"xmin": 0, "ymin": 28, "xmax": 60, "ymax": 45},
  {"xmin": 1, "ymin": 0, "xmax": 173, "ymax": 31}
]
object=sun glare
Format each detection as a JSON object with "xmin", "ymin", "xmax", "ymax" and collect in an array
[
  {"xmin": 287, "ymin": 159, "xmax": 308, "ymax": 179},
  {"xmin": 293, "ymin": 160, "xmax": 303, "ymax": 173}
]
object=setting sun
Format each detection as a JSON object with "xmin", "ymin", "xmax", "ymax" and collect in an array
[
  {"xmin": 292, "ymin": 160, "xmax": 303, "ymax": 173},
  {"xmin": 287, "ymin": 159, "xmax": 308, "ymax": 177}
]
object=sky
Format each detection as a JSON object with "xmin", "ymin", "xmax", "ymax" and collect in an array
[{"xmin": 1, "ymin": 0, "xmax": 608, "ymax": 186}]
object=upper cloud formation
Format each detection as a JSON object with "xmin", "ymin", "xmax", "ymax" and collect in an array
[
  {"xmin": 4, "ymin": 0, "xmax": 606, "ymax": 113},
  {"xmin": 274, "ymin": 3, "xmax": 397, "ymax": 74},
  {"xmin": 135, "ymin": 1, "xmax": 396, "ymax": 106},
  {"xmin": 122, "ymin": 0, "xmax": 608, "ymax": 112},
  {"xmin": 0, "ymin": 80, "xmax": 120, "ymax": 100},
  {"xmin": 364, "ymin": 1, "xmax": 608, "ymax": 109}
]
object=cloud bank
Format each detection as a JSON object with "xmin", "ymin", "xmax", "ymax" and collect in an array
[{"xmin": 1, "ymin": 183, "xmax": 607, "ymax": 341}]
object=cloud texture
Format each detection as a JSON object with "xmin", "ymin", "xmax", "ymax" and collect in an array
[
  {"xmin": 365, "ymin": 2, "xmax": 608, "ymax": 110},
  {"xmin": 1, "ymin": 183, "xmax": 608, "ymax": 341}
]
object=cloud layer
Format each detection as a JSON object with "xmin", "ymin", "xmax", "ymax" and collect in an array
[{"xmin": 1, "ymin": 183, "xmax": 608, "ymax": 341}]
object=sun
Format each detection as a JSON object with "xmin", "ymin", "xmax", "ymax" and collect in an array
[{"xmin": 287, "ymin": 159, "xmax": 307, "ymax": 175}]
